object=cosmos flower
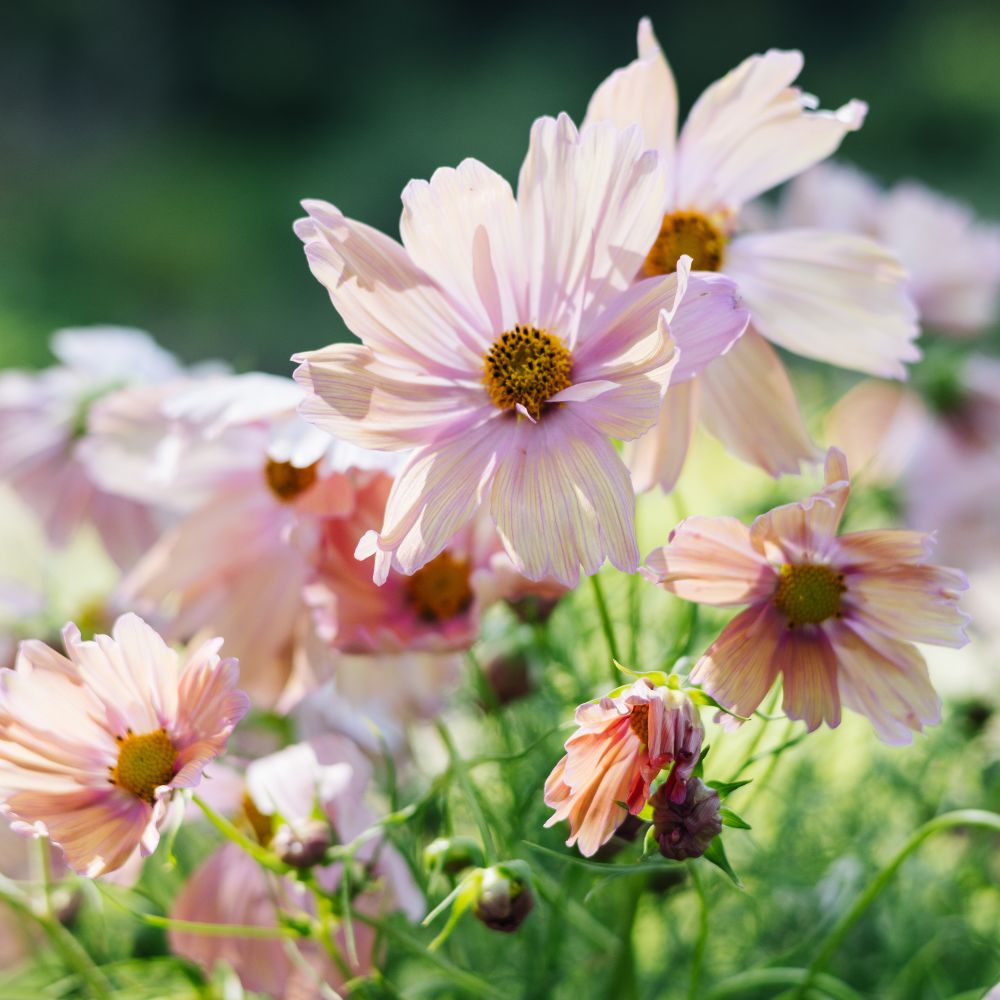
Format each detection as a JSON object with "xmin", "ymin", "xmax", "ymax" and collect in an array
[
  {"xmin": 0, "ymin": 613, "xmax": 248, "ymax": 877},
  {"xmin": 775, "ymin": 161, "xmax": 1000, "ymax": 337},
  {"xmin": 643, "ymin": 449, "xmax": 970, "ymax": 743},
  {"xmin": 293, "ymin": 113, "xmax": 749, "ymax": 587},
  {"xmin": 114, "ymin": 373, "xmax": 394, "ymax": 707},
  {"xmin": 584, "ymin": 19, "xmax": 919, "ymax": 490},
  {"xmin": 0, "ymin": 327, "xmax": 183, "ymax": 569},
  {"xmin": 544, "ymin": 680, "xmax": 703, "ymax": 857},
  {"xmin": 170, "ymin": 735, "xmax": 421, "ymax": 997}
]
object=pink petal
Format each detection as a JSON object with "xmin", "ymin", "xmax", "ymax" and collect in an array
[
  {"xmin": 674, "ymin": 49, "xmax": 866, "ymax": 212},
  {"xmin": 726, "ymin": 229, "xmax": 920, "ymax": 378},
  {"xmin": 776, "ymin": 627, "xmax": 841, "ymax": 731},
  {"xmin": 699, "ymin": 328, "xmax": 818, "ymax": 476},
  {"xmin": 643, "ymin": 515, "xmax": 775, "ymax": 606},
  {"xmin": 690, "ymin": 601, "xmax": 784, "ymax": 719},
  {"xmin": 490, "ymin": 408, "xmax": 638, "ymax": 586},
  {"xmin": 400, "ymin": 158, "xmax": 526, "ymax": 335},
  {"xmin": 583, "ymin": 17, "xmax": 679, "ymax": 162},
  {"xmin": 516, "ymin": 113, "xmax": 666, "ymax": 334},
  {"xmin": 829, "ymin": 620, "xmax": 941, "ymax": 745},
  {"xmin": 625, "ymin": 378, "xmax": 699, "ymax": 494}
]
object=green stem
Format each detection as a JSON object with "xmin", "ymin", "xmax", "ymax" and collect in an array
[
  {"xmin": 435, "ymin": 719, "xmax": 499, "ymax": 863},
  {"xmin": 736, "ymin": 719, "xmax": 799, "ymax": 812},
  {"xmin": 728, "ymin": 687, "xmax": 782, "ymax": 781},
  {"xmin": 688, "ymin": 862, "xmax": 710, "ymax": 1000},
  {"xmin": 353, "ymin": 911, "xmax": 508, "ymax": 1000},
  {"xmin": 793, "ymin": 809, "xmax": 1000, "ymax": 999},
  {"xmin": 590, "ymin": 574, "xmax": 621, "ymax": 683},
  {"xmin": 705, "ymin": 967, "xmax": 864, "ymax": 1000},
  {"xmin": 628, "ymin": 572, "xmax": 641, "ymax": 668},
  {"xmin": 192, "ymin": 793, "xmax": 289, "ymax": 875},
  {"xmin": 603, "ymin": 879, "xmax": 642, "ymax": 1000}
]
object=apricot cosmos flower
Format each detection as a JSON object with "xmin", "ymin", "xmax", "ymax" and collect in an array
[
  {"xmin": 544, "ymin": 679, "xmax": 703, "ymax": 857},
  {"xmin": 293, "ymin": 113, "xmax": 749, "ymax": 587},
  {"xmin": 585, "ymin": 20, "xmax": 919, "ymax": 489},
  {"xmin": 0, "ymin": 613, "xmax": 248, "ymax": 876},
  {"xmin": 644, "ymin": 449, "xmax": 970, "ymax": 743}
]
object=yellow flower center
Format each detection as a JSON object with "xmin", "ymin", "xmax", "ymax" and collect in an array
[
  {"xmin": 264, "ymin": 458, "xmax": 319, "ymax": 502},
  {"xmin": 109, "ymin": 728, "xmax": 177, "ymax": 803},
  {"xmin": 483, "ymin": 326, "xmax": 572, "ymax": 420},
  {"xmin": 405, "ymin": 551, "xmax": 474, "ymax": 622},
  {"xmin": 629, "ymin": 703, "xmax": 650, "ymax": 744},
  {"xmin": 642, "ymin": 210, "xmax": 726, "ymax": 277},
  {"xmin": 773, "ymin": 563, "xmax": 846, "ymax": 627}
]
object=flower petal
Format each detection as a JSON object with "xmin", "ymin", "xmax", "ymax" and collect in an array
[
  {"xmin": 490, "ymin": 408, "xmax": 638, "ymax": 586},
  {"xmin": 726, "ymin": 229, "xmax": 920, "ymax": 378},
  {"xmin": 698, "ymin": 328, "xmax": 818, "ymax": 476},
  {"xmin": 643, "ymin": 515, "xmax": 774, "ymax": 606},
  {"xmin": 583, "ymin": 17, "xmax": 678, "ymax": 161},
  {"xmin": 776, "ymin": 627, "xmax": 841, "ymax": 731},
  {"xmin": 674, "ymin": 49, "xmax": 866, "ymax": 211},
  {"xmin": 625, "ymin": 378, "xmax": 699, "ymax": 494}
]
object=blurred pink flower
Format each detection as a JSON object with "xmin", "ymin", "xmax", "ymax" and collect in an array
[
  {"xmin": 0, "ymin": 327, "xmax": 183, "ymax": 568},
  {"xmin": 0, "ymin": 613, "xmax": 248, "ymax": 876},
  {"xmin": 171, "ymin": 735, "xmax": 421, "ymax": 997},
  {"xmin": 644, "ymin": 449, "xmax": 969, "ymax": 743},
  {"xmin": 293, "ymin": 113, "xmax": 749, "ymax": 587},
  {"xmin": 544, "ymin": 680, "xmax": 703, "ymax": 857},
  {"xmin": 777, "ymin": 162, "xmax": 1000, "ymax": 337},
  {"xmin": 114, "ymin": 373, "xmax": 392, "ymax": 708},
  {"xmin": 585, "ymin": 19, "xmax": 919, "ymax": 490}
]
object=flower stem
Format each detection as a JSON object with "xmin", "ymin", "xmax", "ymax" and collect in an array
[
  {"xmin": 192, "ymin": 793, "xmax": 288, "ymax": 875},
  {"xmin": 792, "ymin": 809, "xmax": 1000, "ymax": 999},
  {"xmin": 687, "ymin": 862, "xmax": 710, "ymax": 1000},
  {"xmin": 590, "ymin": 574, "xmax": 621, "ymax": 682}
]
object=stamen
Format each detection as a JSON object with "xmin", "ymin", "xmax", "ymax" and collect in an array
[
  {"xmin": 265, "ymin": 458, "xmax": 320, "ymax": 502},
  {"xmin": 109, "ymin": 728, "xmax": 177, "ymax": 803},
  {"xmin": 405, "ymin": 551, "xmax": 474, "ymax": 622},
  {"xmin": 629, "ymin": 703, "xmax": 650, "ymax": 743},
  {"xmin": 483, "ymin": 326, "xmax": 572, "ymax": 420},
  {"xmin": 773, "ymin": 564, "xmax": 846, "ymax": 628},
  {"xmin": 642, "ymin": 211, "xmax": 726, "ymax": 277}
]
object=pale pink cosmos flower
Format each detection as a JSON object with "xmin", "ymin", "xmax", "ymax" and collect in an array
[
  {"xmin": 114, "ymin": 373, "xmax": 394, "ymax": 708},
  {"xmin": 584, "ymin": 19, "xmax": 919, "ymax": 490},
  {"xmin": 0, "ymin": 613, "xmax": 249, "ymax": 877},
  {"xmin": 544, "ymin": 680, "xmax": 703, "ymax": 857},
  {"xmin": 171, "ymin": 735, "xmax": 421, "ymax": 997},
  {"xmin": 0, "ymin": 327, "xmax": 184, "ymax": 569},
  {"xmin": 293, "ymin": 113, "xmax": 749, "ymax": 587},
  {"xmin": 644, "ymin": 449, "xmax": 970, "ymax": 743},
  {"xmin": 777, "ymin": 162, "xmax": 1000, "ymax": 337}
]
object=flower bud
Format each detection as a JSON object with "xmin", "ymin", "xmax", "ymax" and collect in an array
[
  {"xmin": 472, "ymin": 865, "xmax": 533, "ymax": 933},
  {"xmin": 481, "ymin": 653, "xmax": 533, "ymax": 708},
  {"xmin": 651, "ymin": 777, "xmax": 722, "ymax": 861},
  {"xmin": 271, "ymin": 820, "xmax": 332, "ymax": 869},
  {"xmin": 423, "ymin": 836, "xmax": 484, "ymax": 876}
]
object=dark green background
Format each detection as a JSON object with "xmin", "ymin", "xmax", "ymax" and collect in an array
[{"xmin": 2, "ymin": 0, "xmax": 998, "ymax": 374}]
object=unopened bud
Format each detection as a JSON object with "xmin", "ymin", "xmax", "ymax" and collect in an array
[
  {"xmin": 481, "ymin": 653, "xmax": 533, "ymax": 708},
  {"xmin": 651, "ymin": 777, "xmax": 722, "ymax": 861},
  {"xmin": 272, "ymin": 820, "xmax": 332, "ymax": 868},
  {"xmin": 473, "ymin": 865, "xmax": 533, "ymax": 933},
  {"xmin": 423, "ymin": 836, "xmax": 484, "ymax": 876},
  {"xmin": 508, "ymin": 593, "xmax": 562, "ymax": 624}
]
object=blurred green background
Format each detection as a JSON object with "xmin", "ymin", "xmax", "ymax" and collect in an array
[{"xmin": 1, "ymin": 0, "xmax": 999, "ymax": 374}]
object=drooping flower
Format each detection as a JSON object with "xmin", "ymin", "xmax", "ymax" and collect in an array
[
  {"xmin": 293, "ymin": 113, "xmax": 749, "ymax": 587},
  {"xmin": 643, "ymin": 449, "xmax": 970, "ymax": 743},
  {"xmin": 544, "ymin": 680, "xmax": 703, "ymax": 857},
  {"xmin": 0, "ymin": 613, "xmax": 248, "ymax": 876},
  {"xmin": 0, "ymin": 327, "xmax": 184, "ymax": 568},
  {"xmin": 170, "ymin": 735, "xmax": 421, "ymax": 997},
  {"xmin": 650, "ymin": 776, "xmax": 722, "ymax": 861},
  {"xmin": 775, "ymin": 161, "xmax": 1000, "ymax": 337},
  {"xmin": 584, "ymin": 19, "xmax": 919, "ymax": 490}
]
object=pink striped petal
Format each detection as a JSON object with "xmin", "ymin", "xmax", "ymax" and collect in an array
[
  {"xmin": 776, "ymin": 627, "xmax": 841, "ymax": 732},
  {"xmin": 625, "ymin": 378, "xmax": 699, "ymax": 494}
]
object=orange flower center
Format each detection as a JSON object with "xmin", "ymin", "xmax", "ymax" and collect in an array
[
  {"xmin": 264, "ymin": 458, "xmax": 320, "ymax": 502},
  {"xmin": 773, "ymin": 563, "xmax": 846, "ymax": 627},
  {"xmin": 483, "ymin": 326, "xmax": 572, "ymax": 420},
  {"xmin": 405, "ymin": 551, "xmax": 474, "ymax": 622},
  {"xmin": 629, "ymin": 703, "xmax": 650, "ymax": 744},
  {"xmin": 109, "ymin": 728, "xmax": 177, "ymax": 803},
  {"xmin": 642, "ymin": 210, "xmax": 726, "ymax": 277}
]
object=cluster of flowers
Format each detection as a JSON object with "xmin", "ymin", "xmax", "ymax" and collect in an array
[{"xmin": 0, "ymin": 18, "xmax": 996, "ymax": 995}]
